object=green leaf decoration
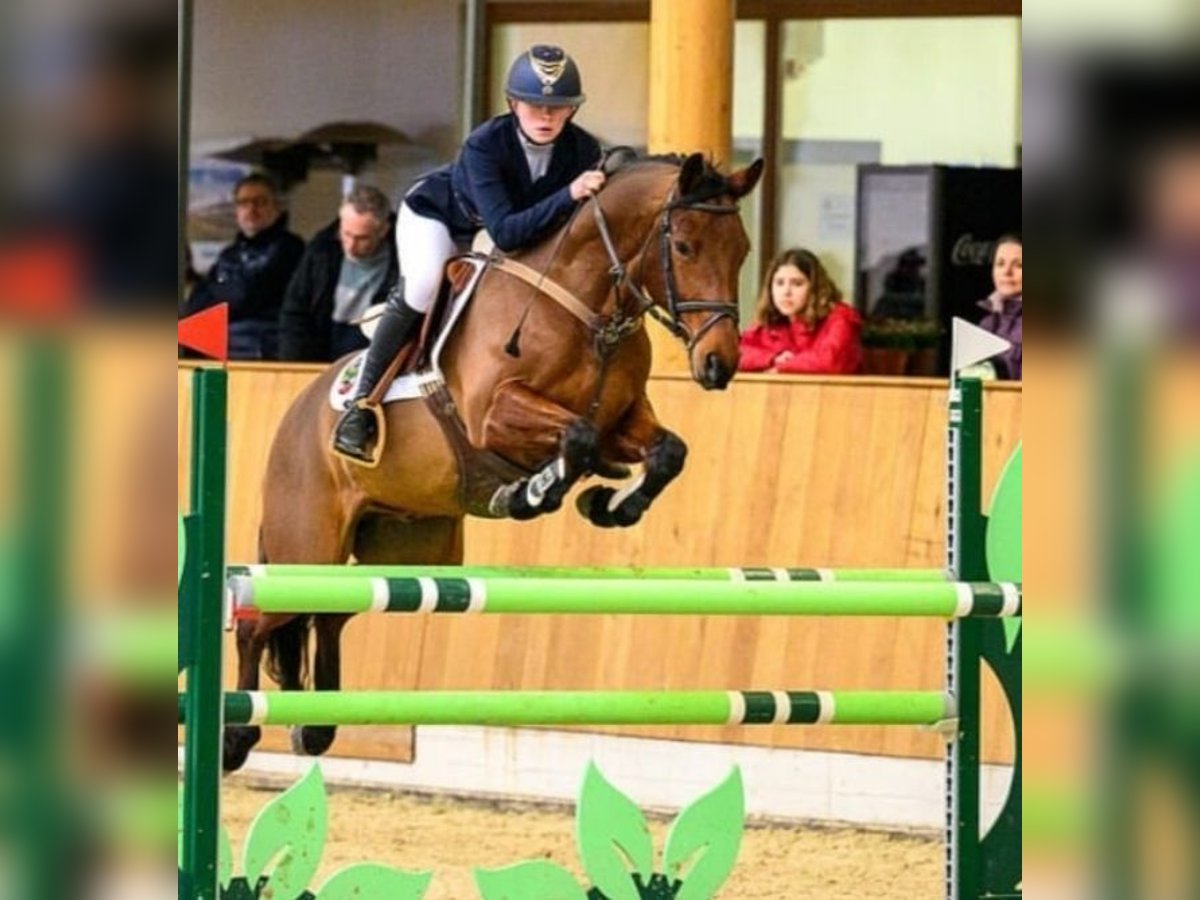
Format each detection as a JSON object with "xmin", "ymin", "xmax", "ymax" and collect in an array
[
  {"xmin": 576, "ymin": 762, "xmax": 654, "ymax": 900},
  {"xmin": 1150, "ymin": 454, "xmax": 1200, "ymax": 633},
  {"xmin": 177, "ymin": 784, "xmax": 184, "ymax": 865},
  {"xmin": 318, "ymin": 863, "xmax": 433, "ymax": 899},
  {"xmin": 474, "ymin": 861, "xmax": 589, "ymax": 900},
  {"xmin": 662, "ymin": 768, "xmax": 744, "ymax": 900},
  {"xmin": 219, "ymin": 823, "xmax": 234, "ymax": 889},
  {"xmin": 243, "ymin": 763, "xmax": 328, "ymax": 897},
  {"xmin": 985, "ymin": 444, "xmax": 1023, "ymax": 653}
]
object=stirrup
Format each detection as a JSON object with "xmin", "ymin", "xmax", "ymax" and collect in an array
[{"xmin": 330, "ymin": 400, "xmax": 385, "ymax": 468}]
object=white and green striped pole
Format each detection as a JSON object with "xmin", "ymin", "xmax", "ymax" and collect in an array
[
  {"xmin": 229, "ymin": 575, "xmax": 1020, "ymax": 618},
  {"xmin": 230, "ymin": 563, "xmax": 948, "ymax": 582},
  {"xmin": 184, "ymin": 689, "xmax": 956, "ymax": 728}
]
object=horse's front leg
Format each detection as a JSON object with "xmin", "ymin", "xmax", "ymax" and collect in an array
[
  {"xmin": 576, "ymin": 395, "xmax": 687, "ymax": 528},
  {"xmin": 481, "ymin": 381, "xmax": 599, "ymax": 521}
]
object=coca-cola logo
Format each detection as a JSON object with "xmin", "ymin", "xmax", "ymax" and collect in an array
[{"xmin": 951, "ymin": 234, "xmax": 993, "ymax": 267}]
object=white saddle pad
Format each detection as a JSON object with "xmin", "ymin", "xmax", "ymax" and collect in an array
[{"xmin": 328, "ymin": 257, "xmax": 488, "ymax": 411}]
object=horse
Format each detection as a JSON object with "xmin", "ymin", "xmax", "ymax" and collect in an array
[{"xmin": 223, "ymin": 151, "xmax": 764, "ymax": 772}]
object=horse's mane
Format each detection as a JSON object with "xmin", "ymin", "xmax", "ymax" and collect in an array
[{"xmin": 603, "ymin": 149, "xmax": 730, "ymax": 201}]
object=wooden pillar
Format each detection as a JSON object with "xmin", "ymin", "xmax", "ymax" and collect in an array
[{"xmin": 647, "ymin": 0, "xmax": 736, "ymax": 375}]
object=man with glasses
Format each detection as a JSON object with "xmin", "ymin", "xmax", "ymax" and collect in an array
[{"xmin": 184, "ymin": 173, "xmax": 304, "ymax": 359}]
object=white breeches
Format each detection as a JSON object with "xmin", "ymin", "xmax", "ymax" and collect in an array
[{"xmin": 395, "ymin": 202, "xmax": 461, "ymax": 314}]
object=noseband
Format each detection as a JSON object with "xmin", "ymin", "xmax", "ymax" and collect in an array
[{"xmin": 593, "ymin": 181, "xmax": 742, "ymax": 351}]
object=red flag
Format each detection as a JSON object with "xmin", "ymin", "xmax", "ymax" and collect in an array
[
  {"xmin": 0, "ymin": 239, "xmax": 82, "ymax": 320},
  {"xmin": 178, "ymin": 303, "xmax": 229, "ymax": 360}
]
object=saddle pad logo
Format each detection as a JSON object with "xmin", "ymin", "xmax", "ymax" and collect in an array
[{"xmin": 334, "ymin": 354, "xmax": 364, "ymax": 401}]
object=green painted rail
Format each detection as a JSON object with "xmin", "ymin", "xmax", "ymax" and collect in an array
[
  {"xmin": 181, "ymin": 689, "xmax": 955, "ymax": 728},
  {"xmin": 230, "ymin": 563, "xmax": 948, "ymax": 582},
  {"xmin": 229, "ymin": 575, "xmax": 1021, "ymax": 618}
]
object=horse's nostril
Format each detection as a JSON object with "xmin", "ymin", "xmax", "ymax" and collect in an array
[{"xmin": 704, "ymin": 353, "xmax": 731, "ymax": 388}]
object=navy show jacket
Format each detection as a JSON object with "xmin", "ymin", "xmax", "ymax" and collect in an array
[{"xmin": 405, "ymin": 113, "xmax": 602, "ymax": 252}]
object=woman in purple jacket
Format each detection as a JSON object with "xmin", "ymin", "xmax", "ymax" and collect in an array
[
  {"xmin": 978, "ymin": 234, "xmax": 1022, "ymax": 380},
  {"xmin": 333, "ymin": 44, "xmax": 605, "ymax": 463}
]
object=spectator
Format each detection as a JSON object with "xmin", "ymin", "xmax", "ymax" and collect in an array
[
  {"xmin": 183, "ymin": 173, "xmax": 304, "ymax": 359},
  {"xmin": 872, "ymin": 246, "xmax": 927, "ymax": 320},
  {"xmin": 279, "ymin": 185, "xmax": 398, "ymax": 362},
  {"xmin": 332, "ymin": 44, "xmax": 605, "ymax": 463},
  {"xmin": 977, "ymin": 234, "xmax": 1022, "ymax": 380},
  {"xmin": 738, "ymin": 248, "xmax": 863, "ymax": 375}
]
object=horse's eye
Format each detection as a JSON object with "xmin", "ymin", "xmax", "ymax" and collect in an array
[{"xmin": 673, "ymin": 240, "xmax": 692, "ymax": 257}]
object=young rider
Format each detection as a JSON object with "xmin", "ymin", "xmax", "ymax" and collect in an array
[{"xmin": 333, "ymin": 44, "xmax": 605, "ymax": 462}]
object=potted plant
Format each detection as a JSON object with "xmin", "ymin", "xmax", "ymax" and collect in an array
[{"xmin": 860, "ymin": 317, "xmax": 942, "ymax": 376}]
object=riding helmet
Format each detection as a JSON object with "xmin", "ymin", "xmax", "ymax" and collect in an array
[{"xmin": 504, "ymin": 44, "xmax": 585, "ymax": 107}]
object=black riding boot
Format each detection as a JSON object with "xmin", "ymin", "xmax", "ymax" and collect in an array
[{"xmin": 332, "ymin": 301, "xmax": 424, "ymax": 462}]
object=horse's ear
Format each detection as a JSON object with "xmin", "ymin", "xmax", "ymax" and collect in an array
[
  {"xmin": 678, "ymin": 152, "xmax": 707, "ymax": 196},
  {"xmin": 727, "ymin": 158, "xmax": 764, "ymax": 199}
]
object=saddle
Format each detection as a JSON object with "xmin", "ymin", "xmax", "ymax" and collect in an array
[
  {"xmin": 354, "ymin": 252, "xmax": 486, "ymax": 409},
  {"xmin": 344, "ymin": 250, "xmax": 529, "ymax": 511},
  {"xmin": 409, "ymin": 257, "xmax": 478, "ymax": 374}
]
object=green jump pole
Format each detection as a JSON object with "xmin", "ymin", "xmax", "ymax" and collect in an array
[
  {"xmin": 182, "ymin": 690, "xmax": 955, "ymax": 728},
  {"xmin": 230, "ymin": 563, "xmax": 949, "ymax": 582},
  {"xmin": 179, "ymin": 368, "xmax": 227, "ymax": 900},
  {"xmin": 229, "ymin": 575, "xmax": 1021, "ymax": 618}
]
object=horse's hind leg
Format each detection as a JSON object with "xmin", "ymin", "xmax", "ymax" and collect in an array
[
  {"xmin": 290, "ymin": 515, "xmax": 463, "ymax": 757},
  {"xmin": 227, "ymin": 390, "xmax": 358, "ymax": 768},
  {"xmin": 291, "ymin": 613, "xmax": 351, "ymax": 757},
  {"xmin": 265, "ymin": 499, "xmax": 356, "ymax": 759},
  {"xmin": 577, "ymin": 395, "xmax": 687, "ymax": 528},
  {"xmin": 223, "ymin": 613, "xmax": 295, "ymax": 772}
]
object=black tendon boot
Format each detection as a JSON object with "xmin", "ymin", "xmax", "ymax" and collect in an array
[{"xmin": 332, "ymin": 301, "xmax": 424, "ymax": 462}]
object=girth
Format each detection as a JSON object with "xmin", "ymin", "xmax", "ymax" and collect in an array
[{"xmin": 419, "ymin": 379, "xmax": 530, "ymax": 519}]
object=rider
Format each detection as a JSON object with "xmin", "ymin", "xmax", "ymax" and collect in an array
[{"xmin": 332, "ymin": 44, "xmax": 607, "ymax": 462}]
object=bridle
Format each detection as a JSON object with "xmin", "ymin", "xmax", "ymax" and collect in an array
[
  {"xmin": 591, "ymin": 179, "xmax": 743, "ymax": 353},
  {"xmin": 487, "ymin": 166, "xmax": 744, "ymax": 418}
]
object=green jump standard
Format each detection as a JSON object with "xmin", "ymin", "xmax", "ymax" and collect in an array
[
  {"xmin": 230, "ymin": 575, "xmax": 1021, "ymax": 618},
  {"xmin": 182, "ymin": 690, "xmax": 955, "ymax": 727}
]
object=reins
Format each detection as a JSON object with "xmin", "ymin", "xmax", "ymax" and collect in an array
[{"xmin": 492, "ymin": 161, "xmax": 744, "ymax": 420}]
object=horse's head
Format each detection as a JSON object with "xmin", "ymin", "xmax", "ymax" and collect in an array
[{"xmin": 602, "ymin": 152, "xmax": 763, "ymax": 390}]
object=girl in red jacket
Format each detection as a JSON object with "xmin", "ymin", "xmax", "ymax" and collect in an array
[{"xmin": 738, "ymin": 248, "xmax": 863, "ymax": 374}]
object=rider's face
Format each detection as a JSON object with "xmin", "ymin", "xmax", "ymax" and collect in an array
[{"xmin": 510, "ymin": 100, "xmax": 574, "ymax": 145}]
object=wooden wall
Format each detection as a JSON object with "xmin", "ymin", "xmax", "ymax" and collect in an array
[{"xmin": 179, "ymin": 363, "xmax": 1021, "ymax": 764}]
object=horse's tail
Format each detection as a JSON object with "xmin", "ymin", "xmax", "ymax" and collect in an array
[{"xmin": 258, "ymin": 526, "xmax": 311, "ymax": 689}]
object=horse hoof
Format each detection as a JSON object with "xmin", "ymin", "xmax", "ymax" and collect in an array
[
  {"xmin": 612, "ymin": 492, "xmax": 650, "ymax": 527},
  {"xmin": 223, "ymin": 726, "xmax": 261, "ymax": 773},
  {"xmin": 291, "ymin": 725, "xmax": 337, "ymax": 757},
  {"xmin": 576, "ymin": 485, "xmax": 618, "ymax": 527}
]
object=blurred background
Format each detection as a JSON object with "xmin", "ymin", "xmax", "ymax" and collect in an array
[{"xmin": 0, "ymin": 0, "xmax": 1197, "ymax": 897}]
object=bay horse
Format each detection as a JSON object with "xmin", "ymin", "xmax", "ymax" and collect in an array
[{"xmin": 223, "ymin": 151, "xmax": 764, "ymax": 771}]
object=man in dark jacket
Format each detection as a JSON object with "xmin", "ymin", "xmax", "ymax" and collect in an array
[
  {"xmin": 278, "ymin": 185, "xmax": 399, "ymax": 362},
  {"xmin": 183, "ymin": 173, "xmax": 304, "ymax": 359}
]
